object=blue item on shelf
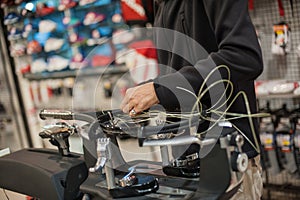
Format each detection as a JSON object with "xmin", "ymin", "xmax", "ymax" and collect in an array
[
  {"xmin": 8, "ymin": 27, "xmax": 22, "ymax": 41},
  {"xmin": 4, "ymin": 12, "xmax": 20, "ymax": 25},
  {"xmin": 91, "ymin": 42, "xmax": 113, "ymax": 56},
  {"xmin": 18, "ymin": 1, "xmax": 36, "ymax": 17},
  {"xmin": 97, "ymin": 26, "xmax": 113, "ymax": 37},
  {"xmin": 91, "ymin": 0, "xmax": 111, "ymax": 6},
  {"xmin": 63, "ymin": 16, "xmax": 81, "ymax": 28},
  {"xmin": 22, "ymin": 22, "xmax": 38, "ymax": 38},
  {"xmin": 34, "ymin": 32, "xmax": 51, "ymax": 46}
]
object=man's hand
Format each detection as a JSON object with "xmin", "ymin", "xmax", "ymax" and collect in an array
[{"xmin": 120, "ymin": 82, "xmax": 159, "ymax": 116}]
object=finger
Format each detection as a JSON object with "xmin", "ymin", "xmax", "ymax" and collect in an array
[
  {"xmin": 122, "ymin": 103, "xmax": 131, "ymax": 113},
  {"xmin": 123, "ymin": 99, "xmax": 138, "ymax": 113},
  {"xmin": 120, "ymin": 91, "xmax": 132, "ymax": 112},
  {"xmin": 134, "ymin": 102, "xmax": 146, "ymax": 114},
  {"xmin": 120, "ymin": 87, "xmax": 135, "ymax": 108}
]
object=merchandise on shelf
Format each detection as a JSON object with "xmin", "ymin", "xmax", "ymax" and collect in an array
[
  {"xmin": 126, "ymin": 39, "xmax": 158, "ymax": 84},
  {"xmin": 1, "ymin": 0, "xmax": 23, "ymax": 8},
  {"xmin": 3, "ymin": 0, "xmax": 157, "ymax": 85},
  {"xmin": 120, "ymin": 0, "xmax": 147, "ymax": 24},
  {"xmin": 112, "ymin": 12, "xmax": 122, "ymax": 23},
  {"xmin": 69, "ymin": 32, "xmax": 84, "ymax": 44},
  {"xmin": 35, "ymin": 2, "xmax": 55, "ymax": 17},
  {"xmin": 3, "ymin": 11, "xmax": 20, "ymax": 25},
  {"xmin": 112, "ymin": 29, "xmax": 135, "ymax": 45},
  {"xmin": 38, "ymin": 19, "xmax": 57, "ymax": 33},
  {"xmin": 7, "ymin": 27, "xmax": 22, "ymax": 40},
  {"xmin": 10, "ymin": 43, "xmax": 26, "ymax": 57},
  {"xmin": 86, "ymin": 27, "xmax": 112, "ymax": 46},
  {"xmin": 47, "ymin": 55, "xmax": 69, "ymax": 72},
  {"xmin": 44, "ymin": 37, "xmax": 65, "ymax": 52},
  {"xmin": 19, "ymin": 3, "xmax": 35, "ymax": 18},
  {"xmin": 31, "ymin": 58, "xmax": 47, "ymax": 73},
  {"xmin": 79, "ymin": 0, "xmax": 96, "ymax": 6},
  {"xmin": 70, "ymin": 52, "xmax": 87, "ymax": 69},
  {"xmin": 115, "ymin": 47, "xmax": 128, "ymax": 65},
  {"xmin": 57, "ymin": 0, "xmax": 77, "ymax": 11},
  {"xmin": 27, "ymin": 40, "xmax": 42, "ymax": 55},
  {"xmin": 33, "ymin": 31, "xmax": 51, "ymax": 46},
  {"xmin": 271, "ymin": 22, "xmax": 291, "ymax": 55},
  {"xmin": 62, "ymin": 16, "xmax": 81, "ymax": 28},
  {"xmin": 22, "ymin": 23, "xmax": 37, "ymax": 38},
  {"xmin": 255, "ymin": 80, "xmax": 300, "ymax": 96},
  {"xmin": 259, "ymin": 102, "xmax": 300, "ymax": 179},
  {"xmin": 83, "ymin": 11, "xmax": 106, "ymax": 26},
  {"xmin": 20, "ymin": 64, "xmax": 31, "ymax": 74}
]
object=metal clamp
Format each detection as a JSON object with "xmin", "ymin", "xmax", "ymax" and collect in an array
[
  {"xmin": 186, "ymin": 152, "xmax": 199, "ymax": 161},
  {"xmin": 39, "ymin": 122, "xmax": 76, "ymax": 156},
  {"xmin": 119, "ymin": 167, "xmax": 137, "ymax": 187},
  {"xmin": 89, "ymin": 138, "xmax": 111, "ymax": 173},
  {"xmin": 172, "ymin": 152, "xmax": 199, "ymax": 167}
]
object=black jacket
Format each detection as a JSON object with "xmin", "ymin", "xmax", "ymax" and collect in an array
[{"xmin": 152, "ymin": 0, "xmax": 263, "ymax": 158}]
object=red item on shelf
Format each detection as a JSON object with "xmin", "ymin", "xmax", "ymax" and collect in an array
[
  {"xmin": 128, "ymin": 40, "xmax": 157, "ymax": 59},
  {"xmin": 36, "ymin": 3, "xmax": 55, "ymax": 17},
  {"xmin": 20, "ymin": 65, "xmax": 31, "ymax": 74},
  {"xmin": 91, "ymin": 55, "xmax": 113, "ymax": 67},
  {"xmin": 27, "ymin": 40, "xmax": 42, "ymax": 55},
  {"xmin": 120, "ymin": 0, "xmax": 147, "ymax": 23}
]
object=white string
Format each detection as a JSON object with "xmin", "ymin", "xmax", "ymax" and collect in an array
[{"xmin": 109, "ymin": 65, "xmax": 269, "ymax": 154}]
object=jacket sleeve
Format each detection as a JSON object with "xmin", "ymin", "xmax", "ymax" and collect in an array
[
  {"xmin": 153, "ymin": 0, "xmax": 263, "ymax": 109},
  {"xmin": 202, "ymin": 0, "xmax": 263, "ymax": 80}
]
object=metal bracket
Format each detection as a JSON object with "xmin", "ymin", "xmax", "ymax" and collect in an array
[{"xmin": 89, "ymin": 138, "xmax": 111, "ymax": 173}]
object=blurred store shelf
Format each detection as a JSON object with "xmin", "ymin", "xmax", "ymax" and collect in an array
[
  {"xmin": 23, "ymin": 65, "xmax": 128, "ymax": 81},
  {"xmin": 257, "ymin": 93, "xmax": 300, "ymax": 100}
]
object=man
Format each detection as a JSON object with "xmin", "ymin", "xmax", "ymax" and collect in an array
[{"xmin": 121, "ymin": 0, "xmax": 263, "ymax": 199}]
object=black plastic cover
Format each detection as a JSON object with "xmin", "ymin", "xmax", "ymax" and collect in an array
[{"xmin": 0, "ymin": 148, "xmax": 88, "ymax": 200}]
